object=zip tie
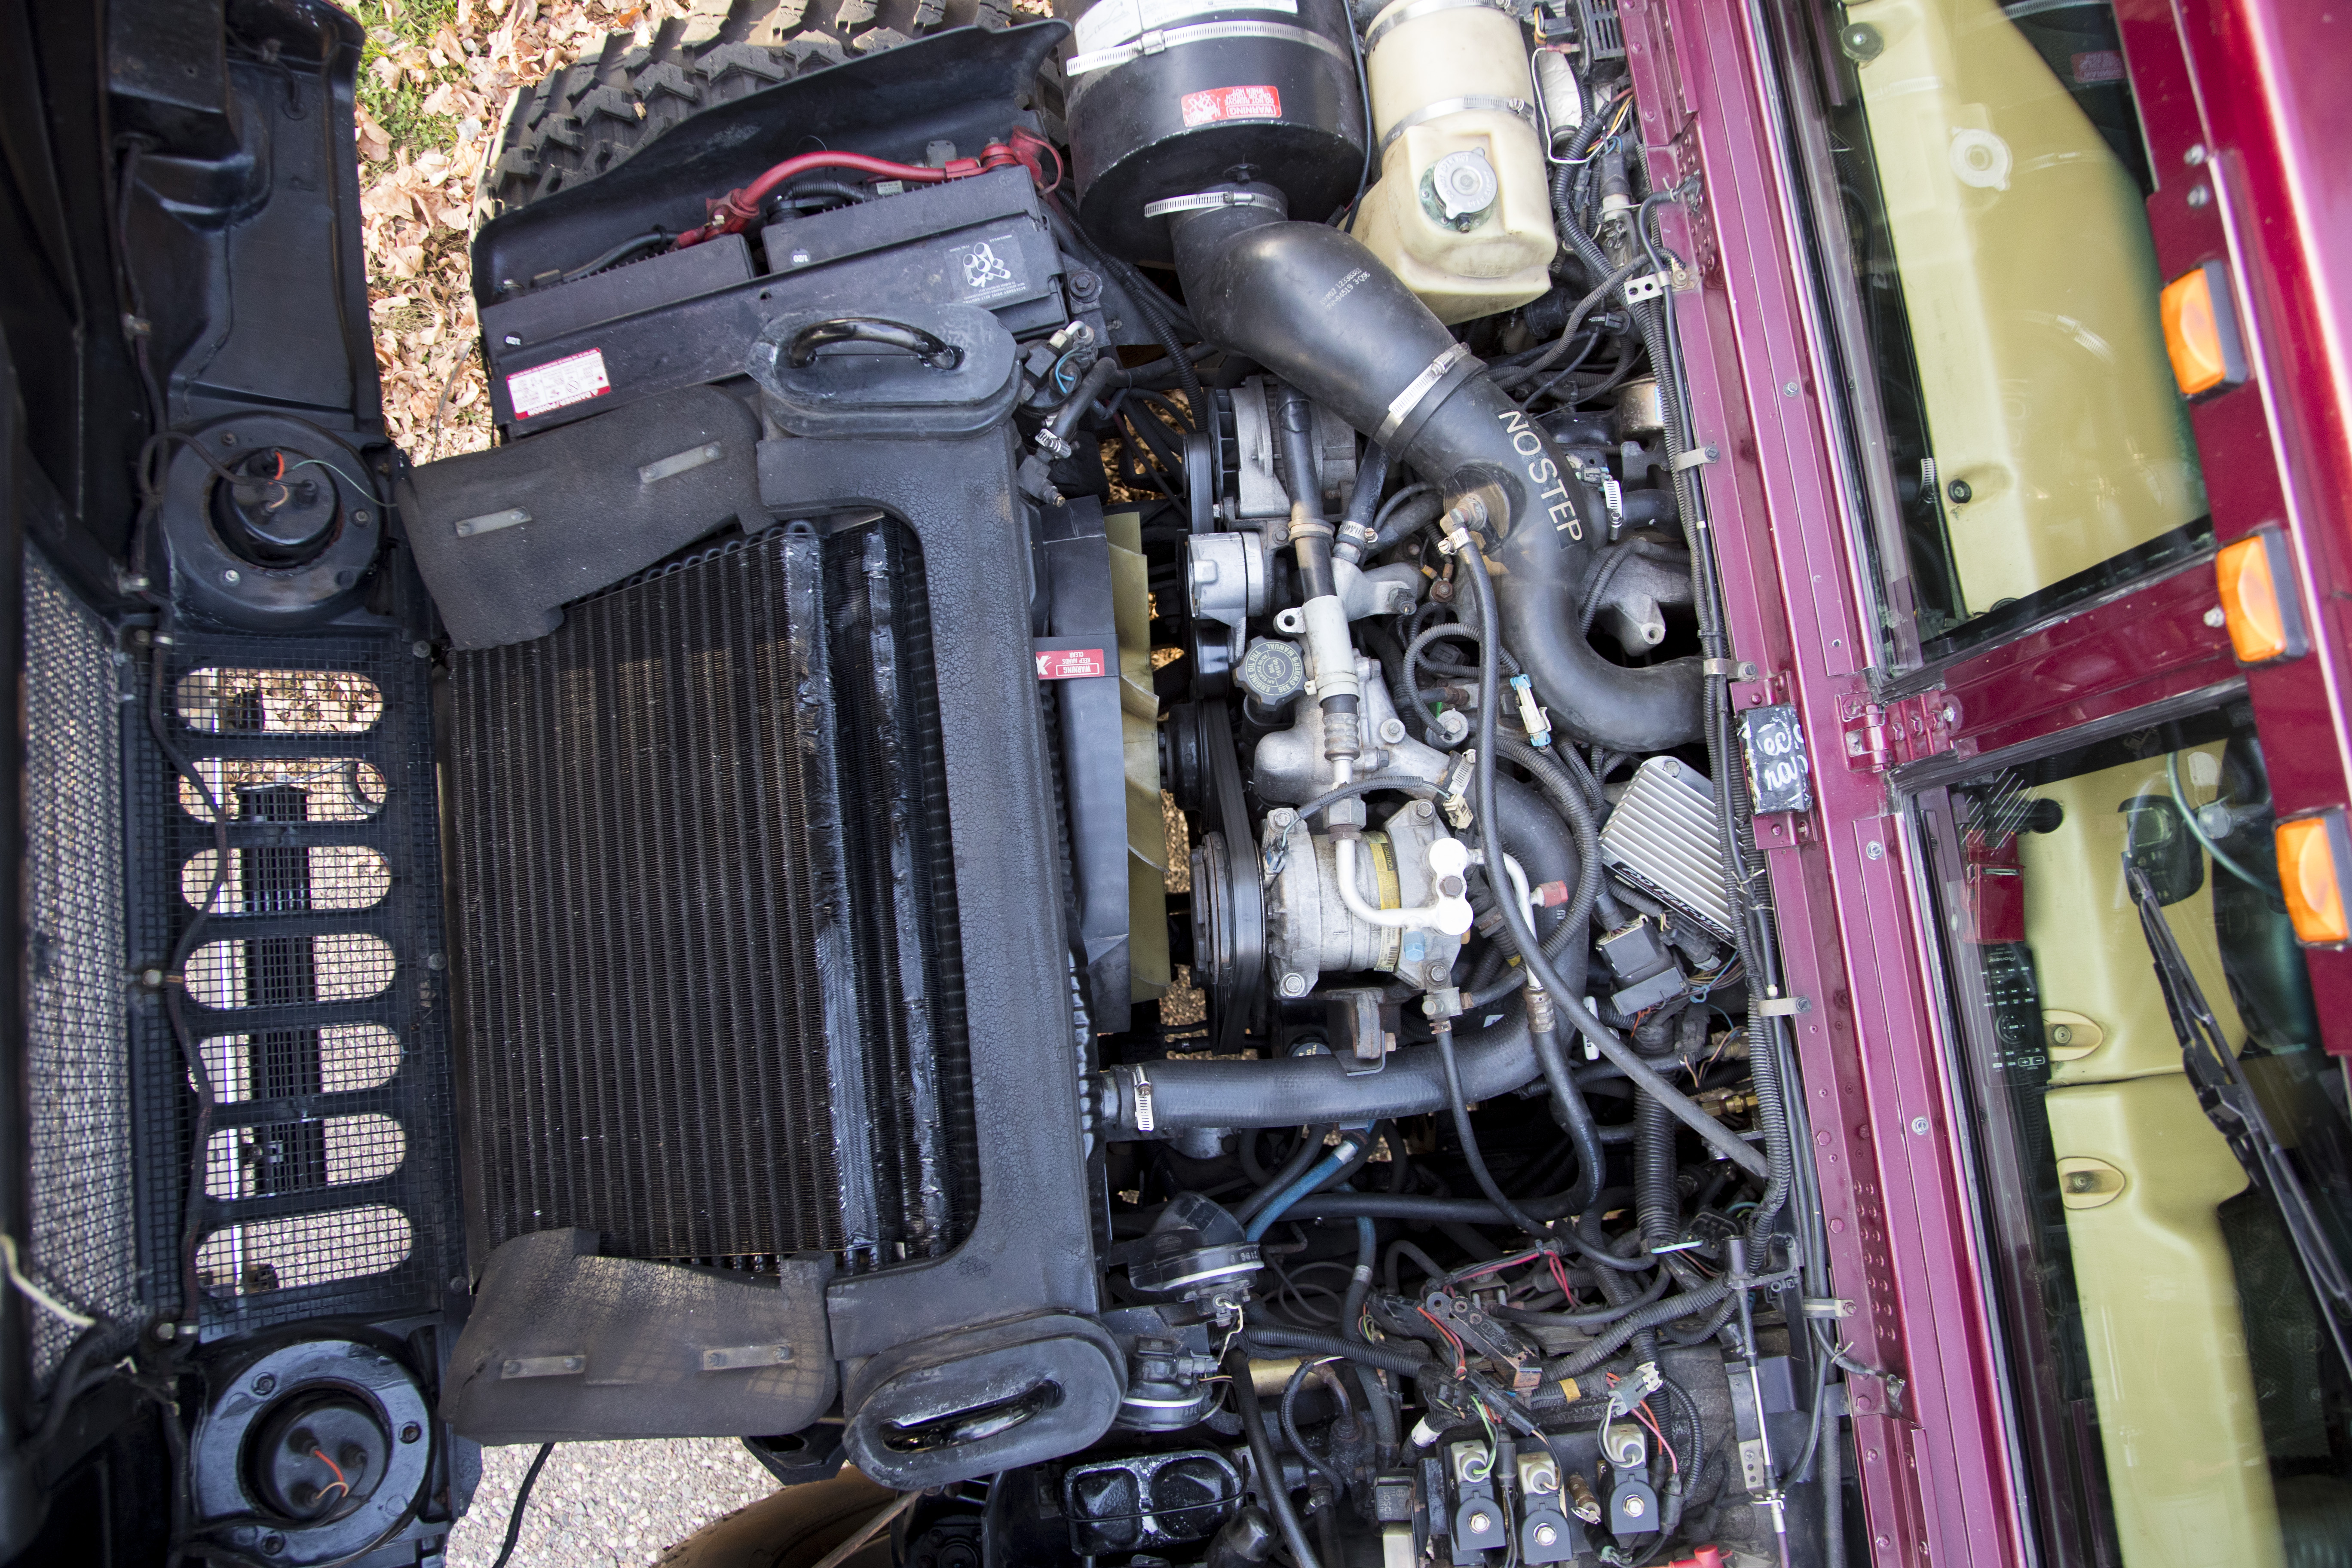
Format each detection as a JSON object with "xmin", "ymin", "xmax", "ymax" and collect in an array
[{"xmin": 1, "ymin": 1235, "xmax": 97, "ymax": 1330}]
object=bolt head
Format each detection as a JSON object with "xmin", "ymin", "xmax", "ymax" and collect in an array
[
  {"xmin": 1378, "ymin": 717, "xmax": 1407, "ymax": 745},
  {"xmin": 1910, "ymin": 1115, "xmax": 1931, "ymax": 1135},
  {"xmin": 2185, "ymin": 143, "xmax": 2207, "ymax": 165},
  {"xmin": 2204, "ymin": 605, "xmax": 2227, "ymax": 629},
  {"xmin": 1534, "ymin": 1524, "xmax": 1558, "ymax": 1546},
  {"xmin": 253, "ymin": 1374, "xmax": 276, "ymax": 1396},
  {"xmin": 1865, "ymin": 841, "xmax": 1884, "ymax": 861},
  {"xmin": 1623, "ymin": 1496, "xmax": 1647, "ymax": 1519},
  {"xmin": 221, "ymin": 569, "xmax": 242, "ymax": 585},
  {"xmin": 1468, "ymin": 1512, "xmax": 1494, "ymax": 1534},
  {"xmin": 2187, "ymin": 184, "xmax": 2211, "ymax": 207},
  {"xmin": 1280, "ymin": 972, "xmax": 1310, "ymax": 998}
]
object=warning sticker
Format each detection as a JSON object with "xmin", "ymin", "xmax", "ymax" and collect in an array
[
  {"xmin": 1181, "ymin": 85, "xmax": 1282, "ymax": 127},
  {"xmin": 1036, "ymin": 647, "xmax": 1108, "ymax": 680},
  {"xmin": 507, "ymin": 349, "xmax": 611, "ymax": 420},
  {"xmin": 948, "ymin": 233, "xmax": 1027, "ymax": 304}
]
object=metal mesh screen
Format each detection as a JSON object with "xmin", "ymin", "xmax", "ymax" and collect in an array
[
  {"xmin": 127, "ymin": 628, "xmax": 459, "ymax": 1335},
  {"xmin": 22, "ymin": 549, "xmax": 138, "ymax": 1388}
]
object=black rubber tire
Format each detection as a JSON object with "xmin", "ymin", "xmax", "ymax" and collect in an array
[{"xmin": 478, "ymin": 0, "xmax": 1021, "ymax": 222}]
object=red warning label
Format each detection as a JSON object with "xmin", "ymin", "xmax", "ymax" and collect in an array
[
  {"xmin": 1181, "ymin": 85, "xmax": 1282, "ymax": 127},
  {"xmin": 1036, "ymin": 647, "xmax": 1108, "ymax": 680}
]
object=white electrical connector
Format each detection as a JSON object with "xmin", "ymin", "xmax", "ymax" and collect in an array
[{"xmin": 1508, "ymin": 673, "xmax": 1552, "ymax": 748}]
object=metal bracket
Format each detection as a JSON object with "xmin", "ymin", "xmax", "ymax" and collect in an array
[
  {"xmin": 1756, "ymin": 995, "xmax": 1810, "ymax": 1017},
  {"xmin": 1669, "ymin": 444, "xmax": 1718, "ymax": 472},
  {"xmin": 1621, "ymin": 270, "xmax": 1671, "ymax": 304},
  {"xmin": 1839, "ymin": 689, "xmax": 1960, "ymax": 774},
  {"xmin": 1700, "ymin": 657, "xmax": 1758, "ymax": 680}
]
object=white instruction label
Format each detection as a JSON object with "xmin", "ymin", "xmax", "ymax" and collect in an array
[
  {"xmin": 506, "ymin": 349, "xmax": 611, "ymax": 420},
  {"xmin": 1072, "ymin": 0, "xmax": 1297, "ymax": 55}
]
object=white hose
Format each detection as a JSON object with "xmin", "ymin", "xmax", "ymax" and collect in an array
[{"xmin": 1334, "ymin": 834, "xmax": 1474, "ymax": 934}]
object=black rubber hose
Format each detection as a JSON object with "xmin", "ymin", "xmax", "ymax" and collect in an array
[
  {"xmin": 1281, "ymin": 1360, "xmax": 1353, "ymax": 1504},
  {"xmin": 1238, "ymin": 1125, "xmax": 1336, "ymax": 1226},
  {"xmin": 1226, "ymin": 1348, "xmax": 1323, "ymax": 1568},
  {"xmin": 1590, "ymin": 1227, "xmax": 1660, "ymax": 1363},
  {"xmin": 1166, "ymin": 197, "xmax": 1703, "ymax": 751},
  {"xmin": 1549, "ymin": 1277, "xmax": 1738, "ymax": 1378},
  {"xmin": 1341, "ymin": 1212, "xmax": 1377, "ymax": 1342},
  {"xmin": 1528, "ymin": 1018, "xmax": 1605, "ymax": 1216},
  {"xmin": 1435, "ymin": 1023, "xmax": 1557, "ymax": 1237},
  {"xmin": 1244, "ymin": 1326, "xmax": 1431, "ymax": 1379},
  {"xmin": 1355, "ymin": 1364, "xmax": 1400, "ymax": 1464}
]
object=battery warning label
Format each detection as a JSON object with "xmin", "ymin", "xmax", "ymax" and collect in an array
[
  {"xmin": 506, "ymin": 349, "xmax": 610, "ymax": 420},
  {"xmin": 1181, "ymin": 85, "xmax": 1282, "ymax": 127}
]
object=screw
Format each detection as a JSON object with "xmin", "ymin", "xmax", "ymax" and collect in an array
[
  {"xmin": 1069, "ymin": 269, "xmax": 1100, "ymax": 298},
  {"xmin": 1865, "ymin": 842, "xmax": 1884, "ymax": 861},
  {"xmin": 1378, "ymin": 717, "xmax": 1407, "ymax": 745},
  {"xmin": 1781, "ymin": 380, "xmax": 1799, "ymax": 397},
  {"xmin": 261, "ymin": 1535, "xmax": 285, "ymax": 1556},
  {"xmin": 1946, "ymin": 478, "xmax": 1972, "ymax": 504},
  {"xmin": 353, "ymin": 509, "xmax": 371, "ymax": 526},
  {"xmin": 220, "ymin": 432, "xmax": 238, "ymax": 446},
  {"xmin": 413, "ymin": 640, "xmax": 432, "ymax": 657},
  {"xmin": 2187, "ymin": 184, "xmax": 2211, "ymax": 208},
  {"xmin": 2067, "ymin": 1171, "xmax": 2098, "ymax": 1192},
  {"xmin": 222, "ymin": 569, "xmax": 242, "ymax": 585},
  {"xmin": 1280, "ymin": 973, "xmax": 1310, "ymax": 998},
  {"xmin": 2185, "ymin": 144, "xmax": 2207, "ymax": 165},
  {"xmin": 401, "ymin": 1422, "xmax": 423, "ymax": 1443},
  {"xmin": 1623, "ymin": 1495, "xmax": 1647, "ymax": 1519},
  {"xmin": 2049, "ymin": 1023, "xmax": 2074, "ymax": 1046},
  {"xmin": 253, "ymin": 1374, "xmax": 277, "ymax": 1396},
  {"xmin": 1468, "ymin": 1512, "xmax": 1494, "ymax": 1534},
  {"xmin": 1534, "ymin": 1525, "xmax": 1558, "ymax": 1547},
  {"xmin": 2204, "ymin": 605, "xmax": 2227, "ymax": 628},
  {"xmin": 1910, "ymin": 1115, "xmax": 1931, "ymax": 1135}
]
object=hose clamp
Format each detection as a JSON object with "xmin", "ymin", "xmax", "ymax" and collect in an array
[
  {"xmin": 1375, "ymin": 341, "xmax": 1474, "ymax": 448},
  {"xmin": 1378, "ymin": 95, "xmax": 1540, "ymax": 156},
  {"xmin": 1363, "ymin": 0, "xmax": 1515, "ymax": 53},
  {"xmin": 1130, "ymin": 1065, "xmax": 1156, "ymax": 1132},
  {"xmin": 1142, "ymin": 188, "xmax": 1289, "ymax": 220},
  {"xmin": 1068, "ymin": 19, "xmax": 1350, "ymax": 76}
]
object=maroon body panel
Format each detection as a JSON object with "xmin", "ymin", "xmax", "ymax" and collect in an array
[{"xmin": 1616, "ymin": 0, "xmax": 2352, "ymax": 1559}]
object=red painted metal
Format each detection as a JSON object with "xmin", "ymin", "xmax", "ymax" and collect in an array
[
  {"xmin": 1620, "ymin": 1, "xmax": 2028, "ymax": 1562},
  {"xmin": 1931, "ymin": 562, "xmax": 2239, "ymax": 763},
  {"xmin": 2113, "ymin": 0, "xmax": 2352, "ymax": 1041}
]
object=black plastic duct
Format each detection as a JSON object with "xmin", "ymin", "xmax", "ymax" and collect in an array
[{"xmin": 1167, "ymin": 195, "xmax": 1704, "ymax": 753}]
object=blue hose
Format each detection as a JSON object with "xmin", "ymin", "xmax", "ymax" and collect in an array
[{"xmin": 1246, "ymin": 1137, "xmax": 1363, "ymax": 1242}]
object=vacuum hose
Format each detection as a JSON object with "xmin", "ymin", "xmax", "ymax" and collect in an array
[{"xmin": 1167, "ymin": 192, "xmax": 1704, "ymax": 752}]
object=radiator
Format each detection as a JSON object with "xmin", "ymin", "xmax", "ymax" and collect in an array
[{"xmin": 444, "ymin": 521, "xmax": 974, "ymax": 1272}]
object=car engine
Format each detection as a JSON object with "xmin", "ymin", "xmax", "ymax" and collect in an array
[{"xmin": 107, "ymin": 3, "xmax": 1832, "ymax": 1565}]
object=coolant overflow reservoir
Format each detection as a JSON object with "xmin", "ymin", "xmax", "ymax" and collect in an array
[{"xmin": 1350, "ymin": 0, "xmax": 1557, "ymax": 324}]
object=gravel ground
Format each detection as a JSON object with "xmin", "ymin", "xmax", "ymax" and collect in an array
[{"xmin": 444, "ymin": 1438, "xmax": 779, "ymax": 1567}]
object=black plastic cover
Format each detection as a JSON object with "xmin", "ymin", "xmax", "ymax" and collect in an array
[
  {"xmin": 396, "ymin": 384, "xmax": 763, "ymax": 648},
  {"xmin": 441, "ymin": 1230, "xmax": 836, "ymax": 1442}
]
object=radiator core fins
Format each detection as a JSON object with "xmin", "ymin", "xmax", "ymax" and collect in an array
[{"xmin": 445, "ymin": 523, "xmax": 971, "ymax": 1271}]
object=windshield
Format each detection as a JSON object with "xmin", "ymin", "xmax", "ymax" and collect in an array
[
  {"xmin": 1914, "ymin": 700, "xmax": 2352, "ymax": 1566},
  {"xmin": 1773, "ymin": 0, "xmax": 2208, "ymax": 665}
]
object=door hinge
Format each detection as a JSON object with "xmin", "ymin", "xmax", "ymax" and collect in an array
[{"xmin": 1839, "ymin": 690, "xmax": 1958, "ymax": 774}]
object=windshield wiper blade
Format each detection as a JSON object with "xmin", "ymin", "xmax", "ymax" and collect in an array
[{"xmin": 2126, "ymin": 859, "xmax": 2352, "ymax": 1379}]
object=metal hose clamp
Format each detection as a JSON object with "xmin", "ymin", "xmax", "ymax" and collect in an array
[{"xmin": 1375, "ymin": 341, "xmax": 1474, "ymax": 447}]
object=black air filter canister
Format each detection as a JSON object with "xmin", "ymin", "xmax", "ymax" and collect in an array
[{"xmin": 1061, "ymin": 0, "xmax": 1365, "ymax": 260}]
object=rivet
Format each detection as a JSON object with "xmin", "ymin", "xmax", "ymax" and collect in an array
[
  {"xmin": 353, "ymin": 509, "xmax": 371, "ymax": 526},
  {"xmin": 221, "ymin": 569, "xmax": 242, "ymax": 585},
  {"xmin": 1910, "ymin": 1115, "xmax": 1931, "ymax": 1135},
  {"xmin": 400, "ymin": 1422, "xmax": 423, "ymax": 1443},
  {"xmin": 1865, "ymin": 842, "xmax": 1884, "ymax": 861},
  {"xmin": 2184, "ymin": 144, "xmax": 2207, "ymax": 165},
  {"xmin": 1782, "ymin": 380, "xmax": 1799, "ymax": 397},
  {"xmin": 2203, "ymin": 606, "xmax": 2226, "ymax": 628},
  {"xmin": 1946, "ymin": 478, "xmax": 1972, "ymax": 504},
  {"xmin": 253, "ymin": 1373, "xmax": 277, "ymax": 1396},
  {"xmin": 2187, "ymin": 184, "xmax": 2211, "ymax": 208},
  {"xmin": 413, "ymin": 641, "xmax": 433, "ymax": 657}
]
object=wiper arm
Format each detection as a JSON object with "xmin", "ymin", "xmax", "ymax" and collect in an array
[{"xmin": 2126, "ymin": 859, "xmax": 2352, "ymax": 1380}]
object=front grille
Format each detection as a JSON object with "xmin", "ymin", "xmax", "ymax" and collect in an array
[
  {"xmin": 445, "ymin": 521, "xmax": 973, "ymax": 1271},
  {"xmin": 128, "ymin": 627, "xmax": 460, "ymax": 1335}
]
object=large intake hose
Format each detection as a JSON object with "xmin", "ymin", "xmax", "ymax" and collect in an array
[{"xmin": 1168, "ymin": 193, "xmax": 1704, "ymax": 753}]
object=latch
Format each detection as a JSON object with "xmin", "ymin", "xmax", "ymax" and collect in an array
[{"xmin": 1839, "ymin": 690, "xmax": 1958, "ymax": 774}]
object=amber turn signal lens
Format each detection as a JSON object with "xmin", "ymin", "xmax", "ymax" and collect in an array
[
  {"xmin": 2161, "ymin": 259, "xmax": 2248, "ymax": 398},
  {"xmin": 2215, "ymin": 528, "xmax": 2306, "ymax": 665},
  {"xmin": 2277, "ymin": 812, "xmax": 2352, "ymax": 947}
]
